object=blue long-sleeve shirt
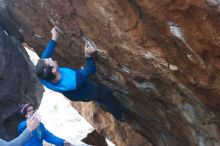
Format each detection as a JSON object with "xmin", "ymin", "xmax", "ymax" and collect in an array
[
  {"xmin": 40, "ymin": 40, "xmax": 96, "ymax": 101},
  {"xmin": 18, "ymin": 120, "xmax": 64, "ymax": 146}
]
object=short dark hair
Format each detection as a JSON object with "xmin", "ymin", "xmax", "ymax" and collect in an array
[{"xmin": 35, "ymin": 59, "xmax": 56, "ymax": 81}]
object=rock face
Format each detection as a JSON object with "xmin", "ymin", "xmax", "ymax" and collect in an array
[
  {"xmin": 0, "ymin": 27, "xmax": 42, "ymax": 140},
  {"xmin": 82, "ymin": 130, "xmax": 108, "ymax": 146},
  {"xmin": 0, "ymin": 0, "xmax": 220, "ymax": 146}
]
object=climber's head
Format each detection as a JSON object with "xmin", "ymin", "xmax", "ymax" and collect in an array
[
  {"xmin": 35, "ymin": 58, "xmax": 58, "ymax": 81},
  {"xmin": 20, "ymin": 104, "xmax": 35, "ymax": 118}
]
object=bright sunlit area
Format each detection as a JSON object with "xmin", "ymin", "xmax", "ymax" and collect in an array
[{"xmin": 25, "ymin": 46, "xmax": 115, "ymax": 146}]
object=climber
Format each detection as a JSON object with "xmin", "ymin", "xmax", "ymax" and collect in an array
[
  {"xmin": 0, "ymin": 113, "xmax": 40, "ymax": 146},
  {"xmin": 35, "ymin": 26, "xmax": 125, "ymax": 120},
  {"xmin": 18, "ymin": 103, "xmax": 72, "ymax": 146}
]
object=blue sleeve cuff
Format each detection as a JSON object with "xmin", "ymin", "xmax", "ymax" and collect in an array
[
  {"xmin": 86, "ymin": 57, "xmax": 96, "ymax": 72},
  {"xmin": 86, "ymin": 57, "xmax": 93, "ymax": 63}
]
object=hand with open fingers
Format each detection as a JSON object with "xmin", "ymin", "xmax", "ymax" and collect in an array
[
  {"xmin": 26, "ymin": 113, "xmax": 41, "ymax": 132},
  {"xmin": 51, "ymin": 26, "xmax": 61, "ymax": 41},
  {"xmin": 84, "ymin": 43, "xmax": 96, "ymax": 57}
]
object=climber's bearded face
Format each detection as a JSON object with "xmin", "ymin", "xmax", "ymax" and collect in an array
[{"xmin": 43, "ymin": 58, "xmax": 59, "ymax": 74}]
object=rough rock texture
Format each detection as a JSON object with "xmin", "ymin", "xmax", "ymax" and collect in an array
[
  {"xmin": 73, "ymin": 102, "xmax": 153, "ymax": 146},
  {"xmin": 82, "ymin": 130, "xmax": 108, "ymax": 146},
  {"xmin": 0, "ymin": 0, "xmax": 220, "ymax": 146},
  {"xmin": 0, "ymin": 27, "xmax": 42, "ymax": 140}
]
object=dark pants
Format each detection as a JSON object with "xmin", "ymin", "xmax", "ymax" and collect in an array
[{"xmin": 63, "ymin": 81, "xmax": 124, "ymax": 120}]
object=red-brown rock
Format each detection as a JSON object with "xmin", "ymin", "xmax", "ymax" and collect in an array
[{"xmin": 0, "ymin": 0, "xmax": 220, "ymax": 145}]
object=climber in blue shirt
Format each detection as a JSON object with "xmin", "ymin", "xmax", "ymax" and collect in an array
[
  {"xmin": 0, "ymin": 113, "xmax": 40, "ymax": 146},
  {"xmin": 35, "ymin": 27, "xmax": 124, "ymax": 120},
  {"xmin": 18, "ymin": 103, "xmax": 72, "ymax": 146}
]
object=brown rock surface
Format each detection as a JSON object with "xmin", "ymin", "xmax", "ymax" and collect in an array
[
  {"xmin": 82, "ymin": 130, "xmax": 108, "ymax": 146},
  {"xmin": 0, "ymin": 0, "xmax": 220, "ymax": 146}
]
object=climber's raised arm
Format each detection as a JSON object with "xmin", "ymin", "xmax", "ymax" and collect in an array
[{"xmin": 41, "ymin": 27, "xmax": 60, "ymax": 58}]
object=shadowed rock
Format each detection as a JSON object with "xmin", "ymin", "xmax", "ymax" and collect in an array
[
  {"xmin": 0, "ymin": 27, "xmax": 42, "ymax": 140},
  {"xmin": 82, "ymin": 130, "xmax": 108, "ymax": 146},
  {"xmin": 0, "ymin": 0, "xmax": 220, "ymax": 146}
]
